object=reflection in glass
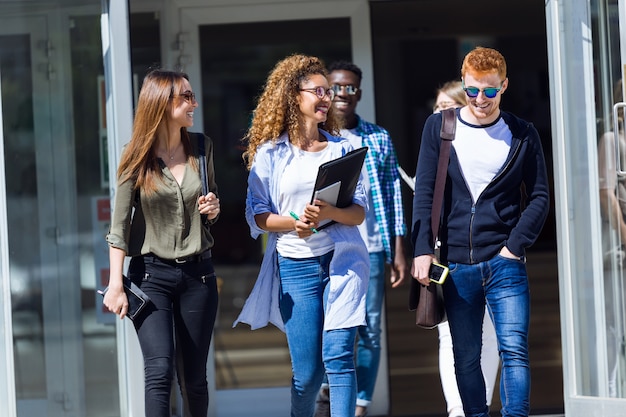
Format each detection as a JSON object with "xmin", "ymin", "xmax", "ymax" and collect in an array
[
  {"xmin": 2, "ymin": 32, "xmax": 46, "ymax": 401},
  {"xmin": 593, "ymin": 0, "xmax": 626, "ymax": 398},
  {"xmin": 69, "ymin": 14, "xmax": 122, "ymax": 416}
]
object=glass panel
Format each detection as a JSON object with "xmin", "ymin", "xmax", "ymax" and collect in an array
[
  {"xmin": 198, "ymin": 18, "xmax": 351, "ymax": 390},
  {"xmin": 1, "ymin": 2, "xmax": 124, "ymax": 416},
  {"xmin": 1, "ymin": 32, "xmax": 46, "ymax": 402},
  {"xmin": 129, "ymin": 12, "xmax": 162, "ymax": 95},
  {"xmin": 593, "ymin": 0, "xmax": 626, "ymax": 398},
  {"xmin": 69, "ymin": 13, "xmax": 122, "ymax": 416}
]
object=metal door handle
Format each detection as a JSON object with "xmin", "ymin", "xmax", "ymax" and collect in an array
[{"xmin": 614, "ymin": 102, "xmax": 626, "ymax": 176}]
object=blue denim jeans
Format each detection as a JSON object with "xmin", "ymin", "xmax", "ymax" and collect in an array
[
  {"xmin": 355, "ymin": 251, "xmax": 385, "ymax": 406},
  {"xmin": 278, "ymin": 252, "xmax": 358, "ymax": 417},
  {"xmin": 128, "ymin": 254, "xmax": 219, "ymax": 417},
  {"xmin": 445, "ymin": 253, "xmax": 530, "ymax": 417}
]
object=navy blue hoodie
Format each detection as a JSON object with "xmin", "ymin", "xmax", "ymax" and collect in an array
[{"xmin": 411, "ymin": 108, "xmax": 549, "ymax": 264}]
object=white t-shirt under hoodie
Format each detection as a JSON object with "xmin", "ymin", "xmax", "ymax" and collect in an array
[{"xmin": 452, "ymin": 116, "xmax": 512, "ymax": 203}]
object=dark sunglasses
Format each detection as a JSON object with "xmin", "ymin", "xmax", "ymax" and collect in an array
[
  {"xmin": 330, "ymin": 84, "xmax": 359, "ymax": 96},
  {"xmin": 299, "ymin": 86, "xmax": 335, "ymax": 101},
  {"xmin": 176, "ymin": 91, "xmax": 196, "ymax": 104},
  {"xmin": 462, "ymin": 80, "xmax": 502, "ymax": 99}
]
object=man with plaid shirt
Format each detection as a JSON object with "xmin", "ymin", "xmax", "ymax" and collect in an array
[{"xmin": 314, "ymin": 60, "xmax": 407, "ymax": 417}]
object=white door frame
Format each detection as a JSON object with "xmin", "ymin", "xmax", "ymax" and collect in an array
[
  {"xmin": 0, "ymin": 38, "xmax": 18, "ymax": 417},
  {"xmin": 174, "ymin": 0, "xmax": 377, "ymax": 128},
  {"xmin": 101, "ymin": 1, "xmax": 143, "ymax": 417},
  {"xmin": 546, "ymin": 0, "xmax": 626, "ymax": 415}
]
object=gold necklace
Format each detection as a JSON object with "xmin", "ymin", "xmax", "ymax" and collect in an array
[{"xmin": 168, "ymin": 142, "xmax": 182, "ymax": 160}]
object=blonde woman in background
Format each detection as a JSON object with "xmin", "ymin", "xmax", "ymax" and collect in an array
[
  {"xmin": 433, "ymin": 80, "xmax": 500, "ymax": 417},
  {"xmin": 433, "ymin": 80, "xmax": 467, "ymax": 113}
]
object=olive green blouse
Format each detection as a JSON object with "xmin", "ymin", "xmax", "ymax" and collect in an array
[{"xmin": 106, "ymin": 133, "xmax": 218, "ymax": 259}]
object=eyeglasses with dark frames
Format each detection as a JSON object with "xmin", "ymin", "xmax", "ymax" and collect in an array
[
  {"xmin": 299, "ymin": 86, "xmax": 335, "ymax": 101},
  {"xmin": 462, "ymin": 80, "xmax": 503, "ymax": 99},
  {"xmin": 330, "ymin": 84, "xmax": 359, "ymax": 96},
  {"xmin": 176, "ymin": 91, "xmax": 197, "ymax": 104}
]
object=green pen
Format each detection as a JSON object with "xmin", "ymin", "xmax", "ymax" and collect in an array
[{"xmin": 289, "ymin": 211, "xmax": 318, "ymax": 234}]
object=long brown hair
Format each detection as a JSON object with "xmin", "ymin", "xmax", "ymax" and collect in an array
[
  {"xmin": 116, "ymin": 69, "xmax": 197, "ymax": 193},
  {"xmin": 242, "ymin": 54, "xmax": 341, "ymax": 170}
]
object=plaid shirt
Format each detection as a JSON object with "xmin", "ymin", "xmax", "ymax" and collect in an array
[{"xmin": 353, "ymin": 115, "xmax": 406, "ymax": 263}]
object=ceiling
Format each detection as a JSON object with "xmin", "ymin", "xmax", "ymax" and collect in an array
[{"xmin": 370, "ymin": 0, "xmax": 546, "ymax": 39}]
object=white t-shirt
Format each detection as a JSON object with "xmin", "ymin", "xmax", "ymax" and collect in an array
[
  {"xmin": 452, "ymin": 117, "xmax": 512, "ymax": 202},
  {"xmin": 342, "ymin": 128, "xmax": 383, "ymax": 253},
  {"xmin": 276, "ymin": 143, "xmax": 335, "ymax": 258}
]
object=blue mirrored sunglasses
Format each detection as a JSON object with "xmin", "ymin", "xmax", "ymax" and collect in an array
[{"xmin": 462, "ymin": 80, "xmax": 502, "ymax": 99}]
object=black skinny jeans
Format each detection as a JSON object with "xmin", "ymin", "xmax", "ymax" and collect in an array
[{"xmin": 128, "ymin": 253, "xmax": 218, "ymax": 417}]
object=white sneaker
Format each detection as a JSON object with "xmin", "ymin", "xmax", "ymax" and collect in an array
[{"xmin": 448, "ymin": 406, "xmax": 465, "ymax": 417}]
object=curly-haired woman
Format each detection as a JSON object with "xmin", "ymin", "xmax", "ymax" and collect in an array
[
  {"xmin": 104, "ymin": 69, "xmax": 220, "ymax": 417},
  {"xmin": 234, "ymin": 54, "xmax": 370, "ymax": 417}
]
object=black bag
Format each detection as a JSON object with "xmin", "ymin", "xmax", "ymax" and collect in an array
[{"xmin": 409, "ymin": 108, "xmax": 456, "ymax": 329}]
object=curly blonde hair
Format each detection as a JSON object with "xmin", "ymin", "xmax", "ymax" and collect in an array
[{"xmin": 242, "ymin": 54, "xmax": 341, "ymax": 169}]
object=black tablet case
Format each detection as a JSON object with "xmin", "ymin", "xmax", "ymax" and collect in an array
[
  {"xmin": 310, "ymin": 146, "xmax": 368, "ymax": 230},
  {"xmin": 99, "ymin": 275, "xmax": 151, "ymax": 320}
]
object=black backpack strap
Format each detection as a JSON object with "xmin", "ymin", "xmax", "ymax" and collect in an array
[
  {"xmin": 197, "ymin": 133, "xmax": 209, "ymax": 196},
  {"xmin": 196, "ymin": 133, "xmax": 209, "ymax": 225}
]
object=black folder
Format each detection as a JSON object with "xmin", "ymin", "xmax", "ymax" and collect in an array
[{"xmin": 310, "ymin": 146, "xmax": 368, "ymax": 230}]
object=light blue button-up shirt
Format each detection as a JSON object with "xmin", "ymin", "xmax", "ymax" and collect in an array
[{"xmin": 233, "ymin": 130, "xmax": 370, "ymax": 331}]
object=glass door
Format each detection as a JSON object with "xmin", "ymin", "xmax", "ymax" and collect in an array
[
  {"xmin": 0, "ymin": 15, "xmax": 84, "ymax": 417},
  {"xmin": 547, "ymin": 0, "xmax": 626, "ymax": 415},
  {"xmin": 596, "ymin": 0, "xmax": 626, "ymax": 399}
]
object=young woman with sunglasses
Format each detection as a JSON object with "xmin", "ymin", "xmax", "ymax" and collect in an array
[
  {"xmin": 234, "ymin": 54, "xmax": 369, "ymax": 417},
  {"xmin": 103, "ymin": 69, "xmax": 220, "ymax": 417}
]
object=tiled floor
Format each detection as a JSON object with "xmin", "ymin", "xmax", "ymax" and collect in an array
[
  {"xmin": 8, "ymin": 246, "xmax": 565, "ymax": 417},
  {"xmin": 384, "ymin": 248, "xmax": 563, "ymax": 416}
]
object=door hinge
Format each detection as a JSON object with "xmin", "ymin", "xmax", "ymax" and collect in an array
[
  {"xmin": 38, "ymin": 39, "xmax": 55, "ymax": 80},
  {"xmin": 53, "ymin": 391, "xmax": 73, "ymax": 410},
  {"xmin": 175, "ymin": 32, "xmax": 191, "ymax": 69}
]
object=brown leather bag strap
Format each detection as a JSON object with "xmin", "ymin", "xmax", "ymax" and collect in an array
[{"xmin": 430, "ymin": 108, "xmax": 456, "ymax": 247}]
